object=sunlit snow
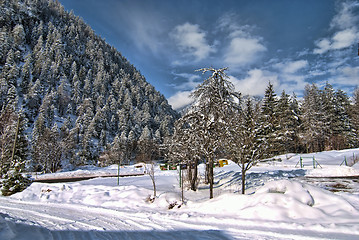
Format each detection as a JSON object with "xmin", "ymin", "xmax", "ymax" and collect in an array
[{"xmin": 1, "ymin": 148, "xmax": 359, "ymax": 239}]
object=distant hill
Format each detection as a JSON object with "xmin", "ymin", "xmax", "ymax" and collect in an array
[{"xmin": 0, "ymin": 0, "xmax": 179, "ymax": 168}]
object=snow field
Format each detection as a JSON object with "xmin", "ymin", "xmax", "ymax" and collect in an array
[{"xmin": 0, "ymin": 148, "xmax": 359, "ymax": 239}]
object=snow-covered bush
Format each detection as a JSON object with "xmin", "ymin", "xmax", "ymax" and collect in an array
[{"xmin": 0, "ymin": 162, "xmax": 32, "ymax": 196}]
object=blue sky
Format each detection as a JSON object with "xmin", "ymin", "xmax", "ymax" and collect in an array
[{"xmin": 58, "ymin": 0, "xmax": 359, "ymax": 110}]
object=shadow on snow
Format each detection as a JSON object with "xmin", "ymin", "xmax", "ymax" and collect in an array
[{"xmin": 0, "ymin": 213, "xmax": 232, "ymax": 240}]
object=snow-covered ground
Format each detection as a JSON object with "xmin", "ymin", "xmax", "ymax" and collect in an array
[{"xmin": 1, "ymin": 149, "xmax": 359, "ymax": 240}]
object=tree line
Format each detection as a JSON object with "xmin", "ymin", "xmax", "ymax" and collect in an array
[{"xmin": 168, "ymin": 67, "xmax": 359, "ymax": 198}]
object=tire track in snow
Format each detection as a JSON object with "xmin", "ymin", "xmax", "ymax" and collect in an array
[
  {"xmin": 0, "ymin": 198, "xmax": 184, "ymax": 232},
  {"xmin": 1, "ymin": 197, "xmax": 359, "ymax": 240},
  {"xmin": 0, "ymin": 198, "xmax": 137, "ymax": 231}
]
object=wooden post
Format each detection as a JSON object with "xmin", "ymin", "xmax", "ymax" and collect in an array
[
  {"xmin": 10, "ymin": 116, "xmax": 20, "ymax": 164},
  {"xmin": 117, "ymin": 161, "xmax": 120, "ymax": 185},
  {"xmin": 181, "ymin": 164, "xmax": 184, "ymax": 203},
  {"xmin": 300, "ymin": 157, "xmax": 303, "ymax": 168}
]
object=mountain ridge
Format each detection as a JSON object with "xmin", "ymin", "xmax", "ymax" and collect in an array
[{"xmin": 0, "ymin": 0, "xmax": 179, "ymax": 169}]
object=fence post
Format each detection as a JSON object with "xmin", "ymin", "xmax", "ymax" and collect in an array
[{"xmin": 301, "ymin": 157, "xmax": 303, "ymax": 168}]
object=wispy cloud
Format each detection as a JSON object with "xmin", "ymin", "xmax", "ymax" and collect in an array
[
  {"xmin": 273, "ymin": 60, "xmax": 308, "ymax": 74},
  {"xmin": 314, "ymin": 1, "xmax": 359, "ymax": 54},
  {"xmin": 330, "ymin": 1, "xmax": 359, "ymax": 29},
  {"xmin": 170, "ymin": 22, "xmax": 215, "ymax": 62},
  {"xmin": 329, "ymin": 65, "xmax": 359, "ymax": 86},
  {"xmin": 224, "ymin": 38, "xmax": 267, "ymax": 68},
  {"xmin": 111, "ymin": 1, "xmax": 167, "ymax": 56},
  {"xmin": 217, "ymin": 14, "xmax": 267, "ymax": 69},
  {"xmin": 170, "ymin": 72, "xmax": 201, "ymax": 90}
]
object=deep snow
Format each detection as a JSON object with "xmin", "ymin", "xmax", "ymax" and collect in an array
[{"xmin": 0, "ymin": 148, "xmax": 359, "ymax": 240}]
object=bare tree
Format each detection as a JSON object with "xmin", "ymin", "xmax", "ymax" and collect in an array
[
  {"xmin": 137, "ymin": 139, "xmax": 159, "ymax": 201},
  {"xmin": 32, "ymin": 127, "xmax": 63, "ymax": 173},
  {"xmin": 145, "ymin": 161, "xmax": 156, "ymax": 202},
  {"xmin": 169, "ymin": 113, "xmax": 202, "ymax": 191}
]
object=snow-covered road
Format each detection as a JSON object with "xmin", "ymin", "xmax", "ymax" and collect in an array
[{"xmin": 1, "ymin": 192, "xmax": 359, "ymax": 240}]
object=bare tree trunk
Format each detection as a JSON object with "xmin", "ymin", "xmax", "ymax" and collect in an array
[
  {"xmin": 10, "ymin": 117, "xmax": 20, "ymax": 164},
  {"xmin": 205, "ymin": 162, "xmax": 209, "ymax": 184},
  {"xmin": 241, "ymin": 164, "xmax": 246, "ymax": 194},
  {"xmin": 151, "ymin": 175, "xmax": 156, "ymax": 197},
  {"xmin": 209, "ymin": 159, "xmax": 214, "ymax": 199},
  {"xmin": 190, "ymin": 159, "xmax": 198, "ymax": 191},
  {"xmin": 148, "ymin": 163, "xmax": 156, "ymax": 198},
  {"xmin": 188, "ymin": 161, "xmax": 192, "ymax": 186}
]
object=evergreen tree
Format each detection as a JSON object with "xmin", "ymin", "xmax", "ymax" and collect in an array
[
  {"xmin": 12, "ymin": 24, "xmax": 25, "ymax": 47},
  {"xmin": 289, "ymin": 93, "xmax": 302, "ymax": 152},
  {"xmin": 226, "ymin": 97, "xmax": 263, "ymax": 194},
  {"xmin": 321, "ymin": 82, "xmax": 337, "ymax": 149},
  {"xmin": 351, "ymin": 88, "xmax": 359, "ymax": 147},
  {"xmin": 259, "ymin": 82, "xmax": 278, "ymax": 157},
  {"xmin": 333, "ymin": 89, "xmax": 355, "ymax": 149},
  {"xmin": 188, "ymin": 67, "xmax": 240, "ymax": 199},
  {"xmin": 300, "ymin": 84, "xmax": 326, "ymax": 152},
  {"xmin": 0, "ymin": 109, "xmax": 31, "ymax": 196},
  {"xmin": 20, "ymin": 53, "xmax": 32, "ymax": 95},
  {"xmin": 275, "ymin": 90, "xmax": 300, "ymax": 154}
]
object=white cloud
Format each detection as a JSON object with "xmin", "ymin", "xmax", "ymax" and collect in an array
[
  {"xmin": 330, "ymin": 66, "xmax": 359, "ymax": 85},
  {"xmin": 314, "ymin": 1, "xmax": 359, "ymax": 54},
  {"xmin": 215, "ymin": 13, "xmax": 267, "ymax": 68},
  {"xmin": 168, "ymin": 90, "xmax": 194, "ymax": 110},
  {"xmin": 313, "ymin": 39, "xmax": 331, "ymax": 54},
  {"xmin": 170, "ymin": 23, "xmax": 215, "ymax": 61},
  {"xmin": 314, "ymin": 28, "xmax": 358, "ymax": 54},
  {"xmin": 330, "ymin": 1, "xmax": 359, "ymax": 29},
  {"xmin": 331, "ymin": 28, "xmax": 358, "ymax": 49},
  {"xmin": 224, "ymin": 38, "xmax": 267, "ymax": 67},
  {"xmin": 229, "ymin": 69, "xmax": 278, "ymax": 96}
]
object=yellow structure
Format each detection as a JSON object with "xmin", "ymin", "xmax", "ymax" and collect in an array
[{"xmin": 218, "ymin": 159, "xmax": 228, "ymax": 167}]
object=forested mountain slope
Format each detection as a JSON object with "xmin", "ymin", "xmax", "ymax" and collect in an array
[{"xmin": 0, "ymin": 0, "xmax": 179, "ymax": 170}]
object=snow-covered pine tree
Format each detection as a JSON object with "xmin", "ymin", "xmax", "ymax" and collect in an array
[
  {"xmin": 288, "ymin": 93, "xmax": 302, "ymax": 152},
  {"xmin": 351, "ymin": 88, "xmax": 359, "ymax": 147},
  {"xmin": 226, "ymin": 96, "xmax": 263, "ymax": 194},
  {"xmin": 333, "ymin": 89, "xmax": 355, "ymax": 149},
  {"xmin": 321, "ymin": 82, "xmax": 337, "ymax": 150},
  {"xmin": 300, "ymin": 84, "xmax": 326, "ymax": 152},
  {"xmin": 258, "ymin": 82, "xmax": 278, "ymax": 157},
  {"xmin": 0, "ymin": 109, "xmax": 31, "ymax": 196},
  {"xmin": 275, "ymin": 90, "xmax": 300, "ymax": 154},
  {"xmin": 190, "ymin": 67, "xmax": 241, "ymax": 199}
]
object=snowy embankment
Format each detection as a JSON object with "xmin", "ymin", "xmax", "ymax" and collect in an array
[
  {"xmin": 1, "ymin": 148, "xmax": 359, "ymax": 239},
  {"xmin": 32, "ymin": 164, "xmax": 146, "ymax": 182}
]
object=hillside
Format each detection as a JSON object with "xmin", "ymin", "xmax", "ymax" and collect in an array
[{"xmin": 0, "ymin": 0, "xmax": 179, "ymax": 170}]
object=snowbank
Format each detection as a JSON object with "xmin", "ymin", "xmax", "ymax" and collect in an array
[
  {"xmin": 306, "ymin": 165, "xmax": 359, "ymax": 177},
  {"xmin": 273, "ymin": 148, "xmax": 359, "ymax": 167},
  {"xmin": 32, "ymin": 164, "xmax": 145, "ymax": 181},
  {"xmin": 187, "ymin": 180, "xmax": 359, "ymax": 223}
]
